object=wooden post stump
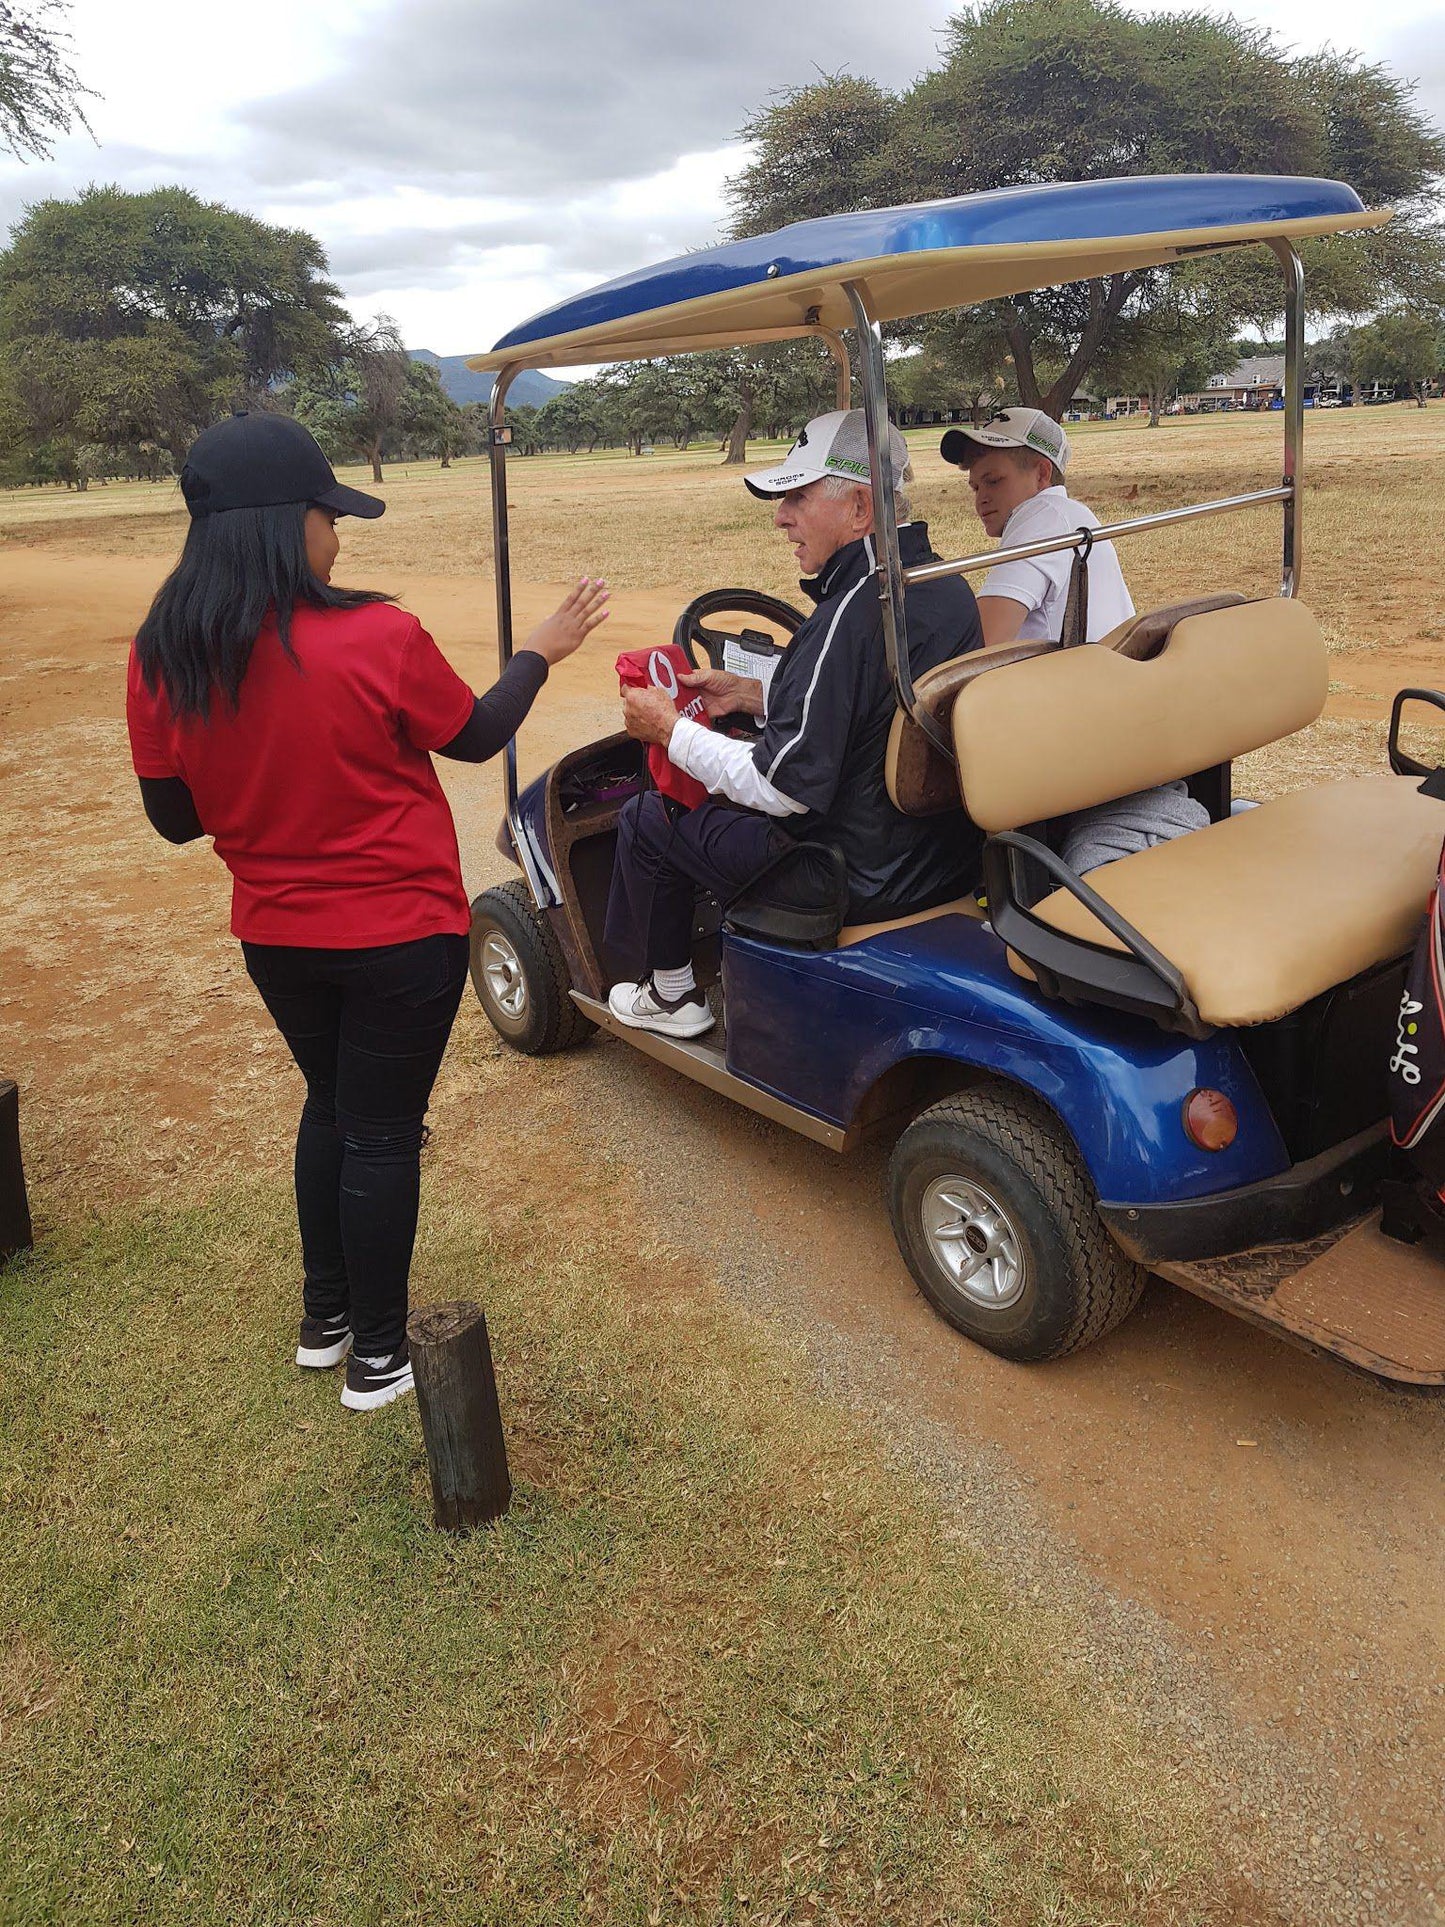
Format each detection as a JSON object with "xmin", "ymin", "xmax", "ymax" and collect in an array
[
  {"xmin": 0, "ymin": 1080, "xmax": 33, "ymax": 1264},
  {"xmin": 406, "ymin": 1300, "xmax": 511, "ymax": 1531}
]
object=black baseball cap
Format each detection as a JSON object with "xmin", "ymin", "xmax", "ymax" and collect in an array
[{"xmin": 179, "ymin": 411, "xmax": 386, "ymax": 520}]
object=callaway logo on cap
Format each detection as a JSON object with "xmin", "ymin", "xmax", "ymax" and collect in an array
[
  {"xmin": 744, "ymin": 408, "xmax": 909, "ymax": 498},
  {"xmin": 939, "ymin": 407, "xmax": 1071, "ymax": 475}
]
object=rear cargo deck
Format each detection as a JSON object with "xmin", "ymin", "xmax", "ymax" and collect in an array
[{"xmin": 1157, "ymin": 1217, "xmax": 1445, "ymax": 1384}]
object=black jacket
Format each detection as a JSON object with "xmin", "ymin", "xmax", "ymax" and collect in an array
[{"xmin": 752, "ymin": 522, "xmax": 983, "ymax": 917}]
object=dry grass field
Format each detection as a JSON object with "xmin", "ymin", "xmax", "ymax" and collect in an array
[
  {"xmin": 6, "ymin": 400, "xmax": 1442, "ymax": 792},
  {"xmin": 4, "ymin": 401, "xmax": 1438, "ymax": 621},
  {"xmin": 3, "ymin": 404, "xmax": 1445, "ymax": 1926}
]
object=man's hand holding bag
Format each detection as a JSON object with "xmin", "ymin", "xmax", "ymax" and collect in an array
[{"xmin": 616, "ymin": 644, "xmax": 710, "ymax": 809}]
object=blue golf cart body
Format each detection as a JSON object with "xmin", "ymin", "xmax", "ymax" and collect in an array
[{"xmin": 467, "ymin": 175, "xmax": 1445, "ymax": 1386}]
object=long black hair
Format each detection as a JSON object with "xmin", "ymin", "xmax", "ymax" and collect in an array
[{"xmin": 134, "ymin": 502, "xmax": 395, "ymax": 721}]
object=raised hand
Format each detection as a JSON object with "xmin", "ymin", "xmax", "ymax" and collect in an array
[{"xmin": 523, "ymin": 578, "xmax": 609, "ymax": 666}]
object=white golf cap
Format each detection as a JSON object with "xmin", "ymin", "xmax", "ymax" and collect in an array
[
  {"xmin": 744, "ymin": 408, "xmax": 909, "ymax": 499},
  {"xmin": 939, "ymin": 407, "xmax": 1071, "ymax": 474}
]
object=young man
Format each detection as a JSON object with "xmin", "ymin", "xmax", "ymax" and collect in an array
[
  {"xmin": 603, "ymin": 408, "xmax": 984, "ymax": 1039},
  {"xmin": 940, "ymin": 408, "xmax": 1134, "ymax": 648},
  {"xmin": 942, "ymin": 407, "xmax": 1207, "ymax": 870}
]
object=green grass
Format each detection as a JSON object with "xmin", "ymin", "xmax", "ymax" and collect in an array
[{"xmin": 1, "ymin": 1179, "xmax": 1224, "ymax": 1926}]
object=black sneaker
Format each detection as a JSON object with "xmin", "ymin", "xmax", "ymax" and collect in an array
[
  {"xmin": 296, "ymin": 1312, "xmax": 352, "ymax": 1369},
  {"xmin": 341, "ymin": 1341, "xmax": 414, "ymax": 1412}
]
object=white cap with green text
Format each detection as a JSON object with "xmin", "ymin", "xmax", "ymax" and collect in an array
[
  {"xmin": 939, "ymin": 407, "xmax": 1071, "ymax": 474},
  {"xmin": 744, "ymin": 408, "xmax": 909, "ymax": 499}
]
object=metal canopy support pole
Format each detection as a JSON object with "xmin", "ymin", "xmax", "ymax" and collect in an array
[
  {"xmin": 1271, "ymin": 240, "xmax": 1305, "ymax": 599},
  {"xmin": 487, "ymin": 362, "xmax": 544, "ymax": 903},
  {"xmin": 816, "ymin": 325, "xmax": 853, "ymax": 411},
  {"xmin": 842, "ymin": 278, "xmax": 953, "ymax": 760}
]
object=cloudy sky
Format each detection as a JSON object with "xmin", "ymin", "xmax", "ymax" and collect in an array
[{"xmin": 1, "ymin": 0, "xmax": 1440, "ymax": 356}]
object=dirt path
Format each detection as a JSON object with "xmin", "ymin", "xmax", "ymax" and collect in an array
[{"xmin": 2, "ymin": 547, "xmax": 1442, "ymax": 1924}]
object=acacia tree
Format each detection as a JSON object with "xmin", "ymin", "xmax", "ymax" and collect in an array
[
  {"xmin": 704, "ymin": 340, "xmax": 843, "ymax": 462},
  {"xmin": 0, "ymin": 184, "xmax": 348, "ymax": 474},
  {"xmin": 1347, "ymin": 311, "xmax": 1442, "ymax": 406},
  {"xmin": 535, "ymin": 384, "xmax": 609, "ymax": 452},
  {"xmin": 399, "ymin": 360, "xmax": 468, "ymax": 464},
  {"xmin": 0, "ymin": 0, "xmax": 93, "ymax": 160},
  {"xmin": 294, "ymin": 318, "xmax": 412, "ymax": 482},
  {"xmin": 729, "ymin": 0, "xmax": 1445, "ymax": 419}
]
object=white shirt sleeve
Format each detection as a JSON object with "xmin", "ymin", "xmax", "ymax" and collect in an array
[
  {"xmin": 977, "ymin": 553, "xmax": 1061, "ymax": 616},
  {"xmin": 668, "ymin": 716, "xmax": 807, "ymax": 817}
]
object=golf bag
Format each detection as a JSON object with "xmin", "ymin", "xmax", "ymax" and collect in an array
[{"xmin": 1388, "ymin": 836, "xmax": 1445, "ymax": 1189}]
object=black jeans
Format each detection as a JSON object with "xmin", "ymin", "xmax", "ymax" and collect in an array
[
  {"xmin": 242, "ymin": 933, "xmax": 470, "ymax": 1356},
  {"xmin": 604, "ymin": 791, "xmax": 790, "ymax": 977}
]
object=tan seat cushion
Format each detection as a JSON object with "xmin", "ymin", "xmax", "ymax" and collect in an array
[
  {"xmin": 887, "ymin": 638, "xmax": 1055, "ymax": 815},
  {"xmin": 886, "ymin": 593, "xmax": 1250, "ymax": 818},
  {"xmin": 1093, "ymin": 590, "xmax": 1247, "ymax": 661},
  {"xmin": 1020, "ymin": 776, "xmax": 1444, "ymax": 1026},
  {"xmin": 956, "ymin": 599, "xmax": 1329, "ymax": 834},
  {"xmin": 837, "ymin": 894, "xmax": 986, "ymax": 947}
]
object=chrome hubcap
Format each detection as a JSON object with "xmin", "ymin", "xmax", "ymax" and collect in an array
[
  {"xmin": 480, "ymin": 931, "xmax": 527, "ymax": 1020},
  {"xmin": 920, "ymin": 1176, "xmax": 1026, "ymax": 1309}
]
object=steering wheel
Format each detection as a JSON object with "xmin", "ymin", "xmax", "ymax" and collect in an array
[{"xmin": 671, "ymin": 587, "xmax": 806, "ymax": 673}]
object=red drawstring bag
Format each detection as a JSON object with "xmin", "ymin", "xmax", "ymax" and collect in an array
[{"xmin": 616, "ymin": 644, "xmax": 710, "ymax": 809}]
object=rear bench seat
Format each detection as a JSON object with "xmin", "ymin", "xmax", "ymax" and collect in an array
[
  {"xmin": 950, "ymin": 598, "xmax": 1445, "ymax": 1031},
  {"xmin": 886, "ymin": 592, "xmax": 1248, "ymax": 817}
]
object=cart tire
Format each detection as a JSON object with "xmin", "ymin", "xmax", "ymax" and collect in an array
[
  {"xmin": 469, "ymin": 881, "xmax": 593, "ymax": 1056},
  {"xmin": 887, "ymin": 1085, "xmax": 1144, "ymax": 1362}
]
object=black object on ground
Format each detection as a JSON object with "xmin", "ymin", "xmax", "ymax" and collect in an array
[
  {"xmin": 0, "ymin": 1080, "xmax": 33, "ymax": 1263},
  {"xmin": 406, "ymin": 1300, "xmax": 511, "ymax": 1531}
]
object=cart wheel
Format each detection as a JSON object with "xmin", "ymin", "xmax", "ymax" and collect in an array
[
  {"xmin": 887, "ymin": 1085, "xmax": 1144, "ymax": 1362},
  {"xmin": 469, "ymin": 881, "xmax": 593, "ymax": 1056}
]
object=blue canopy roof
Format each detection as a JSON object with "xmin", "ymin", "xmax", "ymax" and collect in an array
[{"xmin": 474, "ymin": 174, "xmax": 1379, "ymax": 372}]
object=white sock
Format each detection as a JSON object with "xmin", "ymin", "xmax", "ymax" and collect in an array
[{"xmin": 652, "ymin": 963, "xmax": 696, "ymax": 1002}]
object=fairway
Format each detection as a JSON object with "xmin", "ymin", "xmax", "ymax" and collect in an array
[{"xmin": 3, "ymin": 406, "xmax": 1445, "ymax": 1925}]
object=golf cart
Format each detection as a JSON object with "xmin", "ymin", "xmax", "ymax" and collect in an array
[{"xmin": 466, "ymin": 174, "xmax": 1445, "ymax": 1385}]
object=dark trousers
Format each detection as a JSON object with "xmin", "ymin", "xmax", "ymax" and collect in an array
[
  {"xmin": 242, "ymin": 932, "xmax": 470, "ymax": 1355},
  {"xmin": 604, "ymin": 792, "xmax": 787, "ymax": 977}
]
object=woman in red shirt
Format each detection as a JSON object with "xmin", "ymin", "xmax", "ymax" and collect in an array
[{"xmin": 127, "ymin": 412, "xmax": 607, "ymax": 1410}]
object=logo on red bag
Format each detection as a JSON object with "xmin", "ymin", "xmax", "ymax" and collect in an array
[{"xmin": 647, "ymin": 648, "xmax": 704, "ymax": 722}]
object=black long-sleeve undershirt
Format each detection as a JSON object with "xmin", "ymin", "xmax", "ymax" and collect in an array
[
  {"xmin": 139, "ymin": 775, "xmax": 206, "ymax": 843},
  {"xmin": 136, "ymin": 648, "xmax": 550, "ymax": 843},
  {"xmin": 432, "ymin": 648, "xmax": 548, "ymax": 762}
]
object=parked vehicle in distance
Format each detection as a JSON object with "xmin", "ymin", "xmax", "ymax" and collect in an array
[{"xmin": 465, "ymin": 173, "xmax": 1445, "ymax": 1388}]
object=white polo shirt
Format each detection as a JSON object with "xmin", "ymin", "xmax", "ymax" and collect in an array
[{"xmin": 980, "ymin": 485, "xmax": 1134, "ymax": 642}]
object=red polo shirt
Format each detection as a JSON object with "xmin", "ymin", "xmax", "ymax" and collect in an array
[{"xmin": 126, "ymin": 602, "xmax": 476, "ymax": 947}]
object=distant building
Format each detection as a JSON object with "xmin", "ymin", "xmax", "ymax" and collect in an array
[{"xmin": 1176, "ymin": 354, "xmax": 1326, "ymax": 412}]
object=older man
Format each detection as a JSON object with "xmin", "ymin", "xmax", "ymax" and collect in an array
[{"xmin": 604, "ymin": 408, "xmax": 983, "ymax": 1038}]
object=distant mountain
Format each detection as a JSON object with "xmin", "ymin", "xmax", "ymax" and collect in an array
[{"xmin": 409, "ymin": 350, "xmax": 569, "ymax": 411}]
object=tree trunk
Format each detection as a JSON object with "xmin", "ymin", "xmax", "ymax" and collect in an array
[
  {"xmin": 369, "ymin": 443, "xmax": 384, "ymax": 483},
  {"xmin": 724, "ymin": 374, "xmax": 754, "ymax": 465},
  {"xmin": 440, "ymin": 449, "xmax": 451, "ymax": 468},
  {"xmin": 1148, "ymin": 380, "xmax": 1164, "ymax": 428},
  {"xmin": 1041, "ymin": 273, "xmax": 1141, "ymax": 421},
  {"xmin": 1004, "ymin": 313, "xmax": 1043, "ymax": 410}
]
